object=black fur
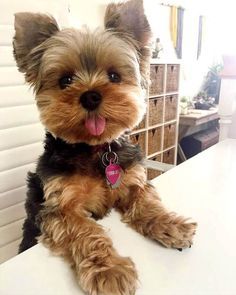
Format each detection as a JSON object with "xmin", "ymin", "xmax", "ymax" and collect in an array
[
  {"xmin": 19, "ymin": 132, "xmax": 143, "ymax": 252},
  {"xmin": 19, "ymin": 172, "xmax": 44, "ymax": 252}
]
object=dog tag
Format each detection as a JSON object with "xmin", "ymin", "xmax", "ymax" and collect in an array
[{"xmin": 105, "ymin": 162, "xmax": 122, "ymax": 188}]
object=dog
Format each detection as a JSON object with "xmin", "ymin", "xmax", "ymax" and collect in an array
[{"xmin": 13, "ymin": 1, "xmax": 197, "ymax": 294}]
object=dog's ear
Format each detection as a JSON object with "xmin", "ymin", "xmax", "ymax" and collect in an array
[
  {"xmin": 104, "ymin": 0, "xmax": 151, "ymax": 47},
  {"xmin": 13, "ymin": 13, "xmax": 59, "ymax": 83}
]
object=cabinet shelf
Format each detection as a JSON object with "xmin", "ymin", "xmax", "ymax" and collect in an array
[{"xmin": 129, "ymin": 62, "xmax": 180, "ymax": 180}]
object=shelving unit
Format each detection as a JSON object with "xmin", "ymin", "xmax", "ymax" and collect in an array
[{"xmin": 130, "ymin": 60, "xmax": 180, "ymax": 180}]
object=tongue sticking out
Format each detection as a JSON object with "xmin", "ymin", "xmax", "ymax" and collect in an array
[{"xmin": 85, "ymin": 115, "xmax": 106, "ymax": 136}]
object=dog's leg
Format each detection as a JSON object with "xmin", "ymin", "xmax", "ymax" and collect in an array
[
  {"xmin": 116, "ymin": 165, "xmax": 197, "ymax": 249},
  {"xmin": 40, "ymin": 210, "xmax": 137, "ymax": 295},
  {"xmin": 39, "ymin": 176, "xmax": 138, "ymax": 295}
]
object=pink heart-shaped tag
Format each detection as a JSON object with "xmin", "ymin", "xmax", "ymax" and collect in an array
[{"xmin": 105, "ymin": 163, "xmax": 121, "ymax": 186}]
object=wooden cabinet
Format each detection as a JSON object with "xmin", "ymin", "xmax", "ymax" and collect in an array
[{"xmin": 130, "ymin": 61, "xmax": 180, "ymax": 180}]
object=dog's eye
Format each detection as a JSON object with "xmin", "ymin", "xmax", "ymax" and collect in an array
[
  {"xmin": 108, "ymin": 72, "xmax": 121, "ymax": 83},
  {"xmin": 59, "ymin": 75, "xmax": 73, "ymax": 89}
]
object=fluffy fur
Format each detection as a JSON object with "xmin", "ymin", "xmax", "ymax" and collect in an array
[{"xmin": 14, "ymin": 1, "xmax": 197, "ymax": 294}]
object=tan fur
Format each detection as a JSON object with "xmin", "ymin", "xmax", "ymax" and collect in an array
[
  {"xmin": 38, "ymin": 83, "xmax": 144, "ymax": 145},
  {"xmin": 23, "ymin": 27, "xmax": 146, "ymax": 145},
  {"xmin": 40, "ymin": 174, "xmax": 137, "ymax": 294},
  {"xmin": 44, "ymin": 174, "xmax": 116, "ymax": 217}
]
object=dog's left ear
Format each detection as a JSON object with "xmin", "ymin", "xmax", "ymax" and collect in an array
[{"xmin": 104, "ymin": 0, "xmax": 152, "ymax": 86}]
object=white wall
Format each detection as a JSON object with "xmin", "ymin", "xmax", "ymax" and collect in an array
[
  {"xmin": 144, "ymin": 3, "xmax": 176, "ymax": 59},
  {"xmin": 145, "ymin": 1, "xmax": 219, "ymax": 99},
  {"xmin": 69, "ymin": 0, "xmax": 112, "ymax": 28}
]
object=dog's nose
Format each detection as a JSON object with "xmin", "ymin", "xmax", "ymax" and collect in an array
[{"xmin": 80, "ymin": 91, "xmax": 102, "ymax": 111}]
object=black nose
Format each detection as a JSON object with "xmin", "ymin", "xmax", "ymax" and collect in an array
[{"xmin": 80, "ymin": 91, "xmax": 102, "ymax": 111}]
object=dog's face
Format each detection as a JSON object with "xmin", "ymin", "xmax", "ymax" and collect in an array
[{"xmin": 13, "ymin": 0, "xmax": 151, "ymax": 145}]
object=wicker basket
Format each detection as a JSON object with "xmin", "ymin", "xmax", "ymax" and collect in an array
[
  {"xmin": 148, "ymin": 127, "xmax": 162, "ymax": 155},
  {"xmin": 163, "ymin": 123, "xmax": 176, "ymax": 150},
  {"xmin": 163, "ymin": 148, "xmax": 175, "ymax": 164},
  {"xmin": 165, "ymin": 94, "xmax": 178, "ymax": 122},
  {"xmin": 148, "ymin": 97, "xmax": 164, "ymax": 126},
  {"xmin": 147, "ymin": 154, "xmax": 162, "ymax": 180},
  {"xmin": 166, "ymin": 64, "xmax": 179, "ymax": 93},
  {"xmin": 149, "ymin": 64, "xmax": 165, "ymax": 96},
  {"xmin": 130, "ymin": 132, "xmax": 146, "ymax": 154}
]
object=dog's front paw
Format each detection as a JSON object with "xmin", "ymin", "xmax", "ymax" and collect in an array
[
  {"xmin": 153, "ymin": 217, "xmax": 197, "ymax": 250},
  {"xmin": 78, "ymin": 254, "xmax": 138, "ymax": 295}
]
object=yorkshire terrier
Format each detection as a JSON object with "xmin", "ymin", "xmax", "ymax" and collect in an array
[{"xmin": 13, "ymin": 0, "xmax": 197, "ymax": 294}]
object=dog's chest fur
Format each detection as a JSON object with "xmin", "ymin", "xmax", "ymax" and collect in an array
[
  {"xmin": 19, "ymin": 132, "xmax": 143, "ymax": 252},
  {"xmin": 36, "ymin": 132, "xmax": 143, "ymax": 217},
  {"xmin": 37, "ymin": 132, "xmax": 143, "ymax": 182}
]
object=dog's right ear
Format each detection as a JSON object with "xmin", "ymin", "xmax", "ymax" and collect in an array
[
  {"xmin": 104, "ymin": 0, "xmax": 151, "ymax": 47},
  {"xmin": 13, "ymin": 13, "xmax": 59, "ymax": 83}
]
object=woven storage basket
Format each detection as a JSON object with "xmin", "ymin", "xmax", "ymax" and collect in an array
[
  {"xmin": 130, "ymin": 132, "xmax": 146, "ymax": 154},
  {"xmin": 165, "ymin": 94, "xmax": 178, "ymax": 122},
  {"xmin": 166, "ymin": 64, "xmax": 179, "ymax": 93},
  {"xmin": 148, "ymin": 127, "xmax": 162, "ymax": 155},
  {"xmin": 163, "ymin": 123, "xmax": 176, "ymax": 150},
  {"xmin": 147, "ymin": 154, "xmax": 162, "ymax": 180},
  {"xmin": 163, "ymin": 147, "xmax": 175, "ymax": 164},
  {"xmin": 149, "ymin": 64, "xmax": 164, "ymax": 96},
  {"xmin": 149, "ymin": 97, "xmax": 164, "ymax": 126}
]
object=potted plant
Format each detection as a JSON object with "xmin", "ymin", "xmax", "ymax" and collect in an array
[
  {"xmin": 180, "ymin": 96, "xmax": 189, "ymax": 115},
  {"xmin": 193, "ymin": 91, "xmax": 215, "ymax": 110}
]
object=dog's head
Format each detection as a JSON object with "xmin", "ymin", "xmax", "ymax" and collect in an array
[{"xmin": 13, "ymin": 0, "xmax": 151, "ymax": 145}]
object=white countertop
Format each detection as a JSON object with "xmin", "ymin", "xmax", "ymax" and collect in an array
[{"xmin": 1, "ymin": 139, "xmax": 236, "ymax": 295}]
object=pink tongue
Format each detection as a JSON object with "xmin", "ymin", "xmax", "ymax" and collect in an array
[{"xmin": 85, "ymin": 115, "xmax": 106, "ymax": 136}]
